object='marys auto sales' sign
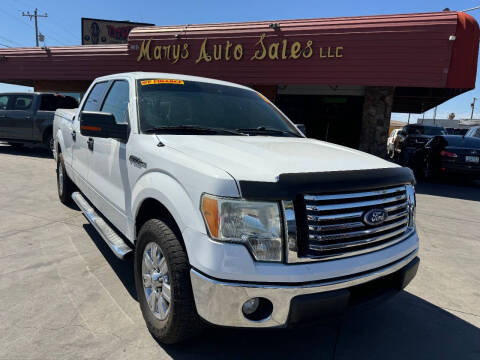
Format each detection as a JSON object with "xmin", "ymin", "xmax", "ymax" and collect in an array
[{"xmin": 136, "ymin": 33, "xmax": 344, "ymax": 64}]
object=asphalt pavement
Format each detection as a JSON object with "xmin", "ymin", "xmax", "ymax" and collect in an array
[{"xmin": 0, "ymin": 143, "xmax": 479, "ymax": 360}]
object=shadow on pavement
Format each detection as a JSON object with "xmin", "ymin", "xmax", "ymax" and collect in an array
[
  {"xmin": 416, "ymin": 179, "xmax": 480, "ymax": 202},
  {"xmin": 0, "ymin": 143, "xmax": 52, "ymax": 159},
  {"xmin": 82, "ymin": 223, "xmax": 137, "ymax": 300},
  {"xmin": 162, "ymin": 291, "xmax": 480, "ymax": 360}
]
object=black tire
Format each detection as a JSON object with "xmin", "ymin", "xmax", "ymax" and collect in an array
[
  {"xmin": 134, "ymin": 219, "xmax": 202, "ymax": 344},
  {"xmin": 57, "ymin": 152, "xmax": 74, "ymax": 204},
  {"xmin": 45, "ymin": 133, "xmax": 54, "ymax": 151}
]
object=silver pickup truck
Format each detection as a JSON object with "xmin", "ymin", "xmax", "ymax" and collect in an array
[{"xmin": 0, "ymin": 92, "xmax": 78, "ymax": 149}]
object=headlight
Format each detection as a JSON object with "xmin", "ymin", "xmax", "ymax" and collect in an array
[
  {"xmin": 200, "ymin": 194, "xmax": 282, "ymax": 262},
  {"xmin": 406, "ymin": 184, "xmax": 416, "ymax": 228}
]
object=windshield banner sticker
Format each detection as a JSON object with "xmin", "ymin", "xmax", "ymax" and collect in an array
[{"xmin": 140, "ymin": 79, "xmax": 184, "ymax": 86}]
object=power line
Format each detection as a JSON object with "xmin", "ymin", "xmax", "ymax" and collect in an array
[
  {"xmin": 0, "ymin": 42, "xmax": 11, "ymax": 48},
  {"xmin": 22, "ymin": 8, "xmax": 48, "ymax": 47},
  {"xmin": 462, "ymin": 5, "xmax": 480, "ymax": 12}
]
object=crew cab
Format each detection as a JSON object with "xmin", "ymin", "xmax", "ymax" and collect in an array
[
  {"xmin": 0, "ymin": 92, "xmax": 78, "ymax": 149},
  {"xmin": 54, "ymin": 72, "xmax": 419, "ymax": 344}
]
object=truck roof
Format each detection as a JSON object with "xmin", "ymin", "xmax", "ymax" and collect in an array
[{"xmin": 94, "ymin": 72, "xmax": 254, "ymax": 92}]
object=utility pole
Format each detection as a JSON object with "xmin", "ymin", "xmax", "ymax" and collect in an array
[
  {"xmin": 407, "ymin": 113, "xmax": 411, "ymax": 124},
  {"xmin": 22, "ymin": 8, "xmax": 48, "ymax": 47},
  {"xmin": 433, "ymin": 106, "xmax": 437, "ymax": 125},
  {"xmin": 471, "ymin": 97, "xmax": 478, "ymax": 119}
]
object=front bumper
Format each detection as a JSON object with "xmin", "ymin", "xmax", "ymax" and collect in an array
[{"xmin": 190, "ymin": 249, "xmax": 419, "ymax": 328}]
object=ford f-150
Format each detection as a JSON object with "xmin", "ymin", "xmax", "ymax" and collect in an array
[{"xmin": 54, "ymin": 72, "xmax": 419, "ymax": 344}]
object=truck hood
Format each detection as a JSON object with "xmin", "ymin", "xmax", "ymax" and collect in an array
[{"xmin": 159, "ymin": 135, "xmax": 397, "ymax": 182}]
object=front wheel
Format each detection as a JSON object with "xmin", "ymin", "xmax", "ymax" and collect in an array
[{"xmin": 134, "ymin": 219, "xmax": 202, "ymax": 344}]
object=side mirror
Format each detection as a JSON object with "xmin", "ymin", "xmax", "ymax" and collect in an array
[
  {"xmin": 295, "ymin": 123, "xmax": 306, "ymax": 136},
  {"xmin": 80, "ymin": 111, "xmax": 128, "ymax": 141}
]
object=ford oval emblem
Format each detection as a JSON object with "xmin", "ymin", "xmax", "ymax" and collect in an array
[{"xmin": 363, "ymin": 208, "xmax": 388, "ymax": 226}]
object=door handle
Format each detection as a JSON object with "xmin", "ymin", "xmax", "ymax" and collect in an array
[
  {"xmin": 87, "ymin": 137, "xmax": 94, "ymax": 151},
  {"xmin": 71, "ymin": 130, "xmax": 76, "ymax": 141}
]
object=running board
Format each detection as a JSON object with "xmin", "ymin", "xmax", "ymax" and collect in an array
[{"xmin": 72, "ymin": 192, "xmax": 132, "ymax": 259}]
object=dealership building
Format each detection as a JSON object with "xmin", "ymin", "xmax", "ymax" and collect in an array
[{"xmin": 0, "ymin": 11, "xmax": 478, "ymax": 156}]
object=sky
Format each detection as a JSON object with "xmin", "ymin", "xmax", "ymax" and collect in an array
[{"xmin": 1, "ymin": 0, "xmax": 480, "ymax": 122}]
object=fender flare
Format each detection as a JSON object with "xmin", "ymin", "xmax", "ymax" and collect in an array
[
  {"xmin": 54, "ymin": 128, "xmax": 64, "ymax": 160},
  {"xmin": 130, "ymin": 171, "xmax": 205, "ymax": 241}
]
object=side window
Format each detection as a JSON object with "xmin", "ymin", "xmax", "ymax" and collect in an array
[
  {"xmin": 0, "ymin": 95, "xmax": 10, "ymax": 110},
  {"xmin": 100, "ymin": 80, "xmax": 129, "ymax": 124},
  {"xmin": 475, "ymin": 129, "xmax": 480, "ymax": 138},
  {"xmin": 39, "ymin": 94, "xmax": 57, "ymax": 111},
  {"xmin": 12, "ymin": 95, "xmax": 33, "ymax": 111},
  {"xmin": 82, "ymin": 82, "xmax": 108, "ymax": 112}
]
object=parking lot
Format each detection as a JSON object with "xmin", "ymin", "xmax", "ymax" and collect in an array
[{"xmin": 0, "ymin": 144, "xmax": 479, "ymax": 360}]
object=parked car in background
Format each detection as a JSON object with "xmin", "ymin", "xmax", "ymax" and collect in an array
[
  {"xmin": 445, "ymin": 128, "xmax": 469, "ymax": 135},
  {"xmin": 387, "ymin": 128, "xmax": 401, "ymax": 158},
  {"xmin": 0, "ymin": 92, "xmax": 78, "ymax": 150},
  {"xmin": 393, "ymin": 124, "xmax": 446, "ymax": 165},
  {"xmin": 54, "ymin": 72, "xmax": 419, "ymax": 344},
  {"xmin": 465, "ymin": 126, "xmax": 480, "ymax": 139},
  {"xmin": 411, "ymin": 135, "xmax": 480, "ymax": 180}
]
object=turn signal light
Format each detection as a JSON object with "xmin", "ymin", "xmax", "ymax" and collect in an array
[
  {"xmin": 440, "ymin": 150, "xmax": 457, "ymax": 158},
  {"xmin": 201, "ymin": 196, "xmax": 219, "ymax": 238}
]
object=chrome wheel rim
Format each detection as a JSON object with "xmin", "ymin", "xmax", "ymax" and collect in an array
[
  {"xmin": 58, "ymin": 161, "xmax": 64, "ymax": 195},
  {"xmin": 142, "ymin": 242, "xmax": 171, "ymax": 320}
]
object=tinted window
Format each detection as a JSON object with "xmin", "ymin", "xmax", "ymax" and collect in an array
[
  {"xmin": 82, "ymin": 82, "xmax": 108, "ymax": 111},
  {"xmin": 474, "ymin": 128, "xmax": 480, "ymax": 138},
  {"xmin": 405, "ymin": 126, "xmax": 445, "ymax": 135},
  {"xmin": 40, "ymin": 94, "xmax": 79, "ymax": 111},
  {"xmin": 0, "ymin": 95, "xmax": 9, "ymax": 110},
  {"xmin": 100, "ymin": 81, "xmax": 129, "ymax": 124},
  {"xmin": 12, "ymin": 95, "xmax": 33, "ymax": 110},
  {"xmin": 137, "ymin": 80, "xmax": 299, "ymax": 136}
]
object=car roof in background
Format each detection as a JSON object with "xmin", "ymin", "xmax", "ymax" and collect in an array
[
  {"xmin": 441, "ymin": 135, "xmax": 480, "ymax": 147},
  {"xmin": 405, "ymin": 124, "xmax": 444, "ymax": 129}
]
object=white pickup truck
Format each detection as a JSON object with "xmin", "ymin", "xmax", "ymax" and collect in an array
[{"xmin": 54, "ymin": 72, "xmax": 419, "ymax": 344}]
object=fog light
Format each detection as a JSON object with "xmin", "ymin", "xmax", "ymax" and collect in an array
[{"xmin": 242, "ymin": 298, "xmax": 260, "ymax": 315}]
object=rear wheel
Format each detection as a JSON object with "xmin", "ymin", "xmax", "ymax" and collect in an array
[
  {"xmin": 134, "ymin": 219, "xmax": 202, "ymax": 344},
  {"xmin": 57, "ymin": 152, "xmax": 74, "ymax": 204},
  {"xmin": 45, "ymin": 133, "xmax": 54, "ymax": 151}
]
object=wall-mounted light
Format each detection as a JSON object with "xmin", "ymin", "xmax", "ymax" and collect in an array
[
  {"xmin": 449, "ymin": 35, "xmax": 456, "ymax": 41},
  {"xmin": 269, "ymin": 23, "xmax": 280, "ymax": 31}
]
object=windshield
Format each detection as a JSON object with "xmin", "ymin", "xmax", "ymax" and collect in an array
[
  {"xmin": 405, "ymin": 126, "xmax": 445, "ymax": 136},
  {"xmin": 136, "ymin": 79, "xmax": 301, "ymax": 136}
]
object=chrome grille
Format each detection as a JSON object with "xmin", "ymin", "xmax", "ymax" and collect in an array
[{"xmin": 304, "ymin": 185, "xmax": 411, "ymax": 259}]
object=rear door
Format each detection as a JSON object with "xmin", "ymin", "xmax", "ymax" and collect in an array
[
  {"xmin": 3, "ymin": 94, "xmax": 35, "ymax": 140},
  {"xmin": 87, "ymin": 79, "xmax": 131, "ymax": 234},
  {"xmin": 71, "ymin": 81, "xmax": 109, "ymax": 193}
]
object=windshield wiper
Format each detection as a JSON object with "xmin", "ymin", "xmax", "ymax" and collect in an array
[
  {"xmin": 236, "ymin": 126, "xmax": 300, "ymax": 137},
  {"xmin": 143, "ymin": 125, "xmax": 247, "ymax": 136}
]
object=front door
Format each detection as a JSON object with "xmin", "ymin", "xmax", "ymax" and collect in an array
[
  {"xmin": 3, "ymin": 94, "xmax": 35, "ymax": 140},
  {"xmin": 87, "ymin": 79, "xmax": 131, "ymax": 235},
  {"xmin": 0, "ymin": 94, "xmax": 11, "ymax": 138}
]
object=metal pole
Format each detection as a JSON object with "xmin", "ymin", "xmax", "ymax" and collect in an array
[
  {"xmin": 22, "ymin": 8, "xmax": 48, "ymax": 47},
  {"xmin": 34, "ymin": 9, "xmax": 38, "ymax": 47},
  {"xmin": 471, "ymin": 98, "xmax": 477, "ymax": 119},
  {"xmin": 407, "ymin": 113, "xmax": 411, "ymax": 124},
  {"xmin": 433, "ymin": 107, "xmax": 437, "ymax": 125}
]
